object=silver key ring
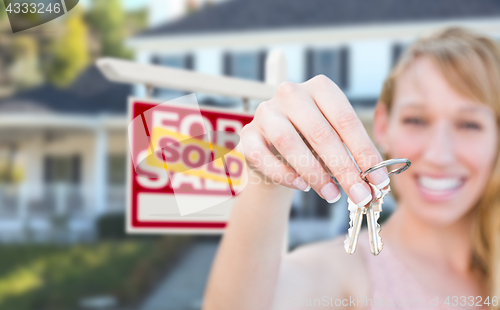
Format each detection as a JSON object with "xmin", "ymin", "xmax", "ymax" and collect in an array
[{"xmin": 360, "ymin": 158, "xmax": 411, "ymax": 182}]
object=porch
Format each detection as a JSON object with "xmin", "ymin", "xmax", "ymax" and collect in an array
[
  {"xmin": 0, "ymin": 183, "xmax": 126, "ymax": 243},
  {"xmin": 0, "ymin": 114, "xmax": 128, "ymax": 243}
]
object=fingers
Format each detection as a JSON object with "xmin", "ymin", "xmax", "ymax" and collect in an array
[
  {"xmin": 281, "ymin": 86, "xmax": 373, "ymax": 207},
  {"xmin": 243, "ymin": 77, "xmax": 387, "ymax": 207},
  {"xmin": 253, "ymin": 101, "xmax": 341, "ymax": 203},
  {"xmin": 303, "ymin": 75, "xmax": 390, "ymax": 191},
  {"xmin": 240, "ymin": 123, "xmax": 310, "ymax": 191}
]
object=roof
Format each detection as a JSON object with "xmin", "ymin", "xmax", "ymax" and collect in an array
[
  {"xmin": 0, "ymin": 65, "xmax": 131, "ymax": 114},
  {"xmin": 139, "ymin": 0, "xmax": 500, "ymax": 37}
]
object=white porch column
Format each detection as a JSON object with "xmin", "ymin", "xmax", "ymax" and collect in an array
[{"xmin": 94, "ymin": 125, "xmax": 108, "ymax": 217}]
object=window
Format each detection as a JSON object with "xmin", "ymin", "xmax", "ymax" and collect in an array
[
  {"xmin": 305, "ymin": 47, "xmax": 349, "ymax": 90},
  {"xmin": 107, "ymin": 154, "xmax": 126, "ymax": 185},
  {"xmin": 151, "ymin": 54, "xmax": 194, "ymax": 70},
  {"xmin": 223, "ymin": 51, "xmax": 266, "ymax": 81},
  {"xmin": 151, "ymin": 54, "xmax": 194, "ymax": 99},
  {"xmin": 233, "ymin": 53, "xmax": 259, "ymax": 80},
  {"xmin": 44, "ymin": 155, "xmax": 80, "ymax": 184}
]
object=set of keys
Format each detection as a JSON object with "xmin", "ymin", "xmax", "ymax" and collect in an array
[{"xmin": 344, "ymin": 158, "xmax": 411, "ymax": 256}]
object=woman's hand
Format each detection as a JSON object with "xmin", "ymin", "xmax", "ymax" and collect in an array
[
  {"xmin": 240, "ymin": 75, "xmax": 389, "ymax": 206},
  {"xmin": 203, "ymin": 75, "xmax": 389, "ymax": 310}
]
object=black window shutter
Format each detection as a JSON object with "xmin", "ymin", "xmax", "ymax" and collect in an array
[
  {"xmin": 71, "ymin": 155, "xmax": 81, "ymax": 184},
  {"xmin": 223, "ymin": 52, "xmax": 232, "ymax": 76},
  {"xmin": 339, "ymin": 46, "xmax": 349, "ymax": 90},
  {"xmin": 392, "ymin": 43, "xmax": 404, "ymax": 67},
  {"xmin": 151, "ymin": 55, "xmax": 161, "ymax": 65},
  {"xmin": 43, "ymin": 156, "xmax": 53, "ymax": 183},
  {"xmin": 258, "ymin": 50, "xmax": 267, "ymax": 81},
  {"xmin": 185, "ymin": 53, "xmax": 194, "ymax": 70},
  {"xmin": 305, "ymin": 48, "xmax": 314, "ymax": 81},
  {"xmin": 151, "ymin": 55, "xmax": 162, "ymax": 97}
]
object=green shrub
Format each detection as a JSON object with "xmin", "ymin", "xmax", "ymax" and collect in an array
[{"xmin": 96, "ymin": 212, "xmax": 127, "ymax": 239}]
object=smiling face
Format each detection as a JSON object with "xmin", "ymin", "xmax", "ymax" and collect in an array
[{"xmin": 375, "ymin": 56, "xmax": 499, "ymax": 226}]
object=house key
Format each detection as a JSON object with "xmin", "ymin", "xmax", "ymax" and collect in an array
[{"xmin": 344, "ymin": 158, "xmax": 411, "ymax": 256}]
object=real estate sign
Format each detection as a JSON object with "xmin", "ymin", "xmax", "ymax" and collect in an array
[{"xmin": 126, "ymin": 95, "xmax": 253, "ymax": 234}]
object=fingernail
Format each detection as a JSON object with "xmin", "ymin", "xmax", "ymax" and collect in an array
[
  {"xmin": 293, "ymin": 177, "xmax": 310, "ymax": 192},
  {"xmin": 369, "ymin": 169, "xmax": 390, "ymax": 189},
  {"xmin": 350, "ymin": 183, "xmax": 372, "ymax": 207},
  {"xmin": 321, "ymin": 183, "xmax": 341, "ymax": 203}
]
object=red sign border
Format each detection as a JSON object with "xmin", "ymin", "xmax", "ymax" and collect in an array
[{"xmin": 126, "ymin": 96, "xmax": 254, "ymax": 233}]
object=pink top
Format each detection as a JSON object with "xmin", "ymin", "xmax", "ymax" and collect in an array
[{"xmin": 357, "ymin": 229, "xmax": 452, "ymax": 310}]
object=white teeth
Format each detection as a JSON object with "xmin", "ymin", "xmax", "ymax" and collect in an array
[{"xmin": 418, "ymin": 176, "xmax": 462, "ymax": 191}]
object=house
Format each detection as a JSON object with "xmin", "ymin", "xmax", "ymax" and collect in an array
[
  {"xmin": 2, "ymin": 0, "xmax": 500, "ymax": 243},
  {"xmin": 130, "ymin": 0, "xmax": 500, "ymax": 108},
  {"xmin": 0, "ymin": 66, "xmax": 130, "ymax": 242}
]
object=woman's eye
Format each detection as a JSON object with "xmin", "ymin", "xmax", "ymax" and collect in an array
[
  {"xmin": 458, "ymin": 121, "xmax": 482, "ymax": 130},
  {"xmin": 402, "ymin": 117, "xmax": 427, "ymax": 126}
]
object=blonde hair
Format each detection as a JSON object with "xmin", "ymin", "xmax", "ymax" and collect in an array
[{"xmin": 379, "ymin": 27, "xmax": 500, "ymax": 301}]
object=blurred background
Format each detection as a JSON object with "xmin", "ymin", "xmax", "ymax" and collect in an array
[{"xmin": 0, "ymin": 0, "xmax": 500, "ymax": 309}]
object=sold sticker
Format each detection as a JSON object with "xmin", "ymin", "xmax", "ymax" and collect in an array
[{"xmin": 146, "ymin": 127, "xmax": 245, "ymax": 186}]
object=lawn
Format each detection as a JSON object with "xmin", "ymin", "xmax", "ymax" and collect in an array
[{"xmin": 0, "ymin": 236, "xmax": 191, "ymax": 310}]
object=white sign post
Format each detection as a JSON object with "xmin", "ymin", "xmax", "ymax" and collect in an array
[{"xmin": 97, "ymin": 51, "xmax": 287, "ymax": 234}]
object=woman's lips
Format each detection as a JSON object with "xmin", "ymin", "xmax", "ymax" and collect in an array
[{"xmin": 416, "ymin": 175, "xmax": 465, "ymax": 202}]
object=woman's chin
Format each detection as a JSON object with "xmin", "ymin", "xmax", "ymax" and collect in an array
[{"xmin": 405, "ymin": 198, "xmax": 471, "ymax": 227}]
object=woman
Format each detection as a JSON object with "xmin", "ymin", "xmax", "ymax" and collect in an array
[{"xmin": 203, "ymin": 27, "xmax": 500, "ymax": 309}]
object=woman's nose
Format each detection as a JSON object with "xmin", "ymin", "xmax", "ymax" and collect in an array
[{"xmin": 422, "ymin": 122, "xmax": 456, "ymax": 166}]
